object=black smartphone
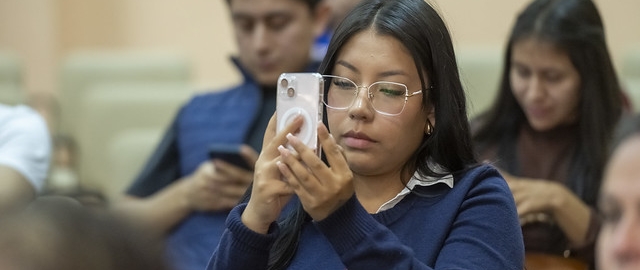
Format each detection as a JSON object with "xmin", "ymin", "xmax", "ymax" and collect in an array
[{"xmin": 207, "ymin": 143, "xmax": 252, "ymax": 170}]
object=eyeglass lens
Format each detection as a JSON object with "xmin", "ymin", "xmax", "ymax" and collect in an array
[{"xmin": 323, "ymin": 75, "xmax": 409, "ymax": 115}]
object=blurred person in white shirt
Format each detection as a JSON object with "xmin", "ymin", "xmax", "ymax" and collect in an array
[{"xmin": 0, "ymin": 103, "xmax": 51, "ymax": 214}]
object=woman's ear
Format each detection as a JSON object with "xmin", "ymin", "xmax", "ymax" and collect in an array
[{"xmin": 424, "ymin": 108, "xmax": 435, "ymax": 135}]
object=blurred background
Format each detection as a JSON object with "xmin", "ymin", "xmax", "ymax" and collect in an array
[{"xmin": 0, "ymin": 0, "xmax": 638, "ymax": 202}]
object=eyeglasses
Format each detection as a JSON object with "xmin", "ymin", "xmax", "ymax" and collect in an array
[{"xmin": 322, "ymin": 75, "xmax": 423, "ymax": 116}]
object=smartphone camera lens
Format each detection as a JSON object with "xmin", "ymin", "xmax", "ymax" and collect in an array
[{"xmin": 281, "ymin": 78, "xmax": 295, "ymax": 97}]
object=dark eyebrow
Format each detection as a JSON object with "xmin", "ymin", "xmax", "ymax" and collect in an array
[
  {"xmin": 336, "ymin": 60, "xmax": 358, "ymax": 73},
  {"xmin": 232, "ymin": 11, "xmax": 292, "ymax": 21},
  {"xmin": 336, "ymin": 60, "xmax": 408, "ymax": 78},
  {"xmin": 378, "ymin": 70, "xmax": 408, "ymax": 78}
]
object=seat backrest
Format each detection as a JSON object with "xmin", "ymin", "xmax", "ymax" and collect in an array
[
  {"xmin": 0, "ymin": 51, "xmax": 24, "ymax": 105},
  {"xmin": 456, "ymin": 46, "xmax": 504, "ymax": 118},
  {"xmin": 75, "ymin": 82, "xmax": 192, "ymax": 199},
  {"xmin": 58, "ymin": 51, "xmax": 191, "ymax": 136},
  {"xmin": 104, "ymin": 128, "xmax": 165, "ymax": 200},
  {"xmin": 622, "ymin": 47, "xmax": 640, "ymax": 79},
  {"xmin": 623, "ymin": 78, "xmax": 640, "ymax": 112}
]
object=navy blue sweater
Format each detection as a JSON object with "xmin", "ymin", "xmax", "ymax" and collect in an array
[{"xmin": 207, "ymin": 165, "xmax": 524, "ymax": 269}]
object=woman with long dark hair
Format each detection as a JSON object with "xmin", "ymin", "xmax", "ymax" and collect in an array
[
  {"xmin": 208, "ymin": 0, "xmax": 524, "ymax": 269},
  {"xmin": 472, "ymin": 0, "xmax": 625, "ymax": 267}
]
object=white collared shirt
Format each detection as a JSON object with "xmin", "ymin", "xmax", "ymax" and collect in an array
[{"xmin": 376, "ymin": 171, "xmax": 454, "ymax": 213}]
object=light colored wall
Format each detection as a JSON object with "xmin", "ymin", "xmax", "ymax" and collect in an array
[
  {"xmin": 0, "ymin": 0, "xmax": 58, "ymax": 97},
  {"xmin": 436, "ymin": 0, "xmax": 640, "ymax": 71},
  {"xmin": 1, "ymin": 0, "xmax": 638, "ymax": 198},
  {"xmin": 0, "ymin": 0, "xmax": 638, "ymax": 96},
  {"xmin": 115, "ymin": 0, "xmax": 238, "ymax": 91}
]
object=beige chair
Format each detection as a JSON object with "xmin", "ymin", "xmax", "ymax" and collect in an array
[
  {"xmin": 58, "ymin": 51, "xmax": 191, "ymax": 136},
  {"xmin": 622, "ymin": 47, "xmax": 640, "ymax": 79},
  {"xmin": 75, "ymin": 82, "xmax": 192, "ymax": 200},
  {"xmin": 105, "ymin": 128, "xmax": 164, "ymax": 201},
  {"xmin": 621, "ymin": 47, "xmax": 640, "ymax": 112},
  {"xmin": 623, "ymin": 78, "xmax": 640, "ymax": 112},
  {"xmin": 456, "ymin": 46, "xmax": 503, "ymax": 118},
  {"xmin": 0, "ymin": 51, "xmax": 24, "ymax": 105}
]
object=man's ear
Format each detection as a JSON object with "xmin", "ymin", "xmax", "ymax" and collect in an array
[{"xmin": 312, "ymin": 2, "xmax": 332, "ymax": 39}]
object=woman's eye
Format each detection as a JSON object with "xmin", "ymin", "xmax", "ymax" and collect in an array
[
  {"xmin": 378, "ymin": 88, "xmax": 404, "ymax": 97},
  {"xmin": 599, "ymin": 202, "xmax": 621, "ymax": 225},
  {"xmin": 332, "ymin": 80, "xmax": 354, "ymax": 90},
  {"xmin": 544, "ymin": 72, "xmax": 563, "ymax": 83},
  {"xmin": 515, "ymin": 66, "xmax": 530, "ymax": 78}
]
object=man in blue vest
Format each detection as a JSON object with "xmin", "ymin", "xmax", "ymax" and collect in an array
[{"xmin": 113, "ymin": 1, "xmax": 329, "ymax": 269}]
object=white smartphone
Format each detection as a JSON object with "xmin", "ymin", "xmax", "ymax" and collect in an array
[{"xmin": 276, "ymin": 72, "xmax": 324, "ymax": 156}]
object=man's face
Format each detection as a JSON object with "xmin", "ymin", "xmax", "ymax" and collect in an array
[{"xmin": 230, "ymin": 0, "xmax": 322, "ymax": 86}]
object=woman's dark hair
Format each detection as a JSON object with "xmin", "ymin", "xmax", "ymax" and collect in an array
[
  {"xmin": 473, "ymin": 0, "xmax": 623, "ymax": 206},
  {"xmin": 610, "ymin": 114, "xmax": 640, "ymax": 157},
  {"xmin": 267, "ymin": 0, "xmax": 476, "ymax": 268}
]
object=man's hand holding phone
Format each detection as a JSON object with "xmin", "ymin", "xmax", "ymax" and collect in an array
[{"xmin": 182, "ymin": 144, "xmax": 257, "ymax": 212}]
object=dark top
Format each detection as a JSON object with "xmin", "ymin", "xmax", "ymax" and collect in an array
[
  {"xmin": 207, "ymin": 165, "xmax": 525, "ymax": 270},
  {"xmin": 476, "ymin": 122, "xmax": 599, "ymax": 264}
]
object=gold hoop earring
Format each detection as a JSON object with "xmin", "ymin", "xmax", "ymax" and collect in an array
[{"xmin": 425, "ymin": 119, "xmax": 433, "ymax": 135}]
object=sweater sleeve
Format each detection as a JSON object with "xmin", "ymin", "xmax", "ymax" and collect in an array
[
  {"xmin": 206, "ymin": 203, "xmax": 279, "ymax": 270},
  {"xmin": 314, "ymin": 172, "xmax": 524, "ymax": 270}
]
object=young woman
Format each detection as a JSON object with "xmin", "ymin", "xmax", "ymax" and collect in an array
[
  {"xmin": 208, "ymin": 0, "xmax": 524, "ymax": 269},
  {"xmin": 597, "ymin": 114, "xmax": 640, "ymax": 270},
  {"xmin": 472, "ymin": 0, "xmax": 625, "ymax": 267}
]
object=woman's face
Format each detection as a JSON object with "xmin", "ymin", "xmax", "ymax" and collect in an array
[
  {"xmin": 327, "ymin": 29, "xmax": 431, "ymax": 177},
  {"xmin": 510, "ymin": 37, "xmax": 581, "ymax": 131},
  {"xmin": 597, "ymin": 135, "xmax": 640, "ymax": 270}
]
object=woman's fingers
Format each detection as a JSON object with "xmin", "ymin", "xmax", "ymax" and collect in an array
[
  {"xmin": 263, "ymin": 114, "xmax": 304, "ymax": 157},
  {"xmin": 316, "ymin": 123, "xmax": 350, "ymax": 174},
  {"xmin": 278, "ymin": 123, "xmax": 352, "ymax": 188},
  {"xmin": 277, "ymin": 143, "xmax": 314, "ymax": 188}
]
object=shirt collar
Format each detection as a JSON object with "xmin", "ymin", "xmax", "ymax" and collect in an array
[{"xmin": 376, "ymin": 169, "xmax": 454, "ymax": 213}]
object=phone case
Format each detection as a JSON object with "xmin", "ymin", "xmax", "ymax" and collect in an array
[
  {"xmin": 276, "ymin": 73, "xmax": 324, "ymax": 155},
  {"xmin": 208, "ymin": 143, "xmax": 251, "ymax": 170}
]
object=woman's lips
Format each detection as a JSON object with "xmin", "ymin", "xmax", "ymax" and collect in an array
[
  {"xmin": 526, "ymin": 106, "xmax": 548, "ymax": 119},
  {"xmin": 342, "ymin": 131, "xmax": 376, "ymax": 149}
]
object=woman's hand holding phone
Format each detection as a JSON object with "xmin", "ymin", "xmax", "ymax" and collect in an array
[
  {"xmin": 276, "ymin": 122, "xmax": 353, "ymax": 221},
  {"xmin": 242, "ymin": 72, "xmax": 352, "ymax": 231},
  {"xmin": 241, "ymin": 114, "xmax": 299, "ymax": 234}
]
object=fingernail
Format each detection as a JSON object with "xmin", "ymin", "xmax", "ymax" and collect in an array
[
  {"xmin": 277, "ymin": 145, "xmax": 288, "ymax": 156},
  {"xmin": 286, "ymin": 133, "xmax": 299, "ymax": 145}
]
